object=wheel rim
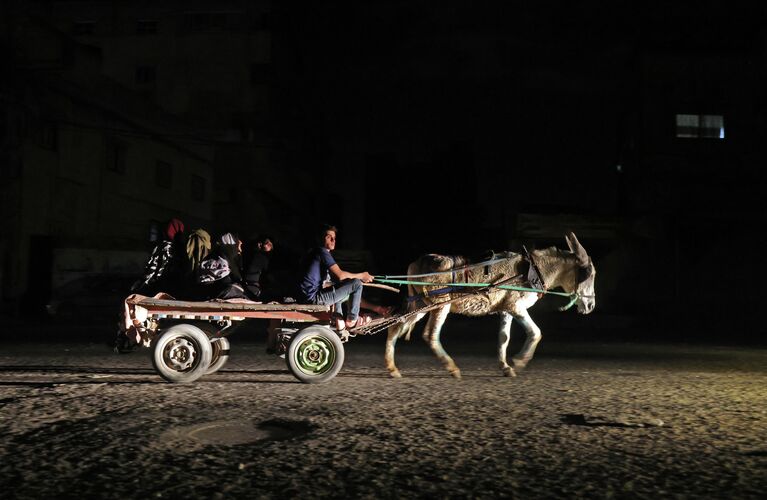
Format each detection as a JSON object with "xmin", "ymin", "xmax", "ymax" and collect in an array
[
  {"xmin": 294, "ymin": 335, "xmax": 335, "ymax": 375},
  {"xmin": 163, "ymin": 337, "xmax": 199, "ymax": 372}
]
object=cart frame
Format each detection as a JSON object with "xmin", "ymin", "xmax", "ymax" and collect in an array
[{"xmin": 125, "ymin": 296, "xmax": 347, "ymax": 384}]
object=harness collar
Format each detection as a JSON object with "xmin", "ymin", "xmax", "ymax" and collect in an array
[{"xmin": 523, "ymin": 246, "xmax": 546, "ymax": 297}]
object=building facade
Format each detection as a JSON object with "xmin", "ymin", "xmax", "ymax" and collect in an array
[{"xmin": 1, "ymin": 13, "xmax": 216, "ymax": 310}]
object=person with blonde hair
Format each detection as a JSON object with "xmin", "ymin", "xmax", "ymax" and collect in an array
[{"xmin": 186, "ymin": 228, "xmax": 212, "ymax": 274}]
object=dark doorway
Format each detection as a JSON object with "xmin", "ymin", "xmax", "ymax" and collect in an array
[{"xmin": 22, "ymin": 235, "xmax": 54, "ymax": 316}]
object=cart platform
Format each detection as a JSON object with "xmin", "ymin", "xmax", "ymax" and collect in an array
[{"xmin": 127, "ymin": 296, "xmax": 332, "ymax": 323}]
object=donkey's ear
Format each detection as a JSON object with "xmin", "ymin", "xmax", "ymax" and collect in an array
[
  {"xmin": 565, "ymin": 232, "xmax": 576, "ymax": 253},
  {"xmin": 566, "ymin": 232, "xmax": 589, "ymax": 266}
]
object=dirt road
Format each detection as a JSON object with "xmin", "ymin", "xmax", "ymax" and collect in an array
[{"xmin": 0, "ymin": 333, "xmax": 765, "ymax": 499}]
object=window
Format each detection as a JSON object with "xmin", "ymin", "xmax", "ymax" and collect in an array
[
  {"xmin": 251, "ymin": 12, "xmax": 272, "ymax": 31},
  {"xmin": 148, "ymin": 220, "xmax": 162, "ymax": 243},
  {"xmin": 676, "ymin": 114, "xmax": 725, "ymax": 139},
  {"xmin": 73, "ymin": 21, "xmax": 95, "ymax": 35},
  {"xmin": 0, "ymin": 103, "xmax": 7, "ymax": 144},
  {"xmin": 135, "ymin": 66, "xmax": 156, "ymax": 85},
  {"xmin": 136, "ymin": 20, "xmax": 158, "ymax": 34},
  {"xmin": 107, "ymin": 139, "xmax": 126, "ymax": 174},
  {"xmin": 187, "ymin": 12, "xmax": 229, "ymax": 32},
  {"xmin": 155, "ymin": 161, "xmax": 172, "ymax": 188},
  {"xmin": 250, "ymin": 62, "xmax": 271, "ymax": 84},
  {"xmin": 35, "ymin": 120, "xmax": 57, "ymax": 151},
  {"xmin": 0, "ymin": 106, "xmax": 21, "ymax": 179},
  {"xmin": 191, "ymin": 175, "xmax": 206, "ymax": 201}
]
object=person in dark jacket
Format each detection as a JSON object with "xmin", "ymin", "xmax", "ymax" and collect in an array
[
  {"xmin": 118, "ymin": 218, "xmax": 186, "ymax": 354},
  {"xmin": 131, "ymin": 218, "xmax": 186, "ymax": 296},
  {"xmin": 243, "ymin": 234, "xmax": 273, "ymax": 300}
]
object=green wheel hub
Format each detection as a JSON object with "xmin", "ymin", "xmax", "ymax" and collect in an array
[{"xmin": 294, "ymin": 335, "xmax": 336, "ymax": 375}]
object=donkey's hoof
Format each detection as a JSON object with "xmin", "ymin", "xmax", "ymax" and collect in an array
[
  {"xmin": 388, "ymin": 369, "xmax": 402, "ymax": 379},
  {"xmin": 502, "ymin": 366, "xmax": 517, "ymax": 377},
  {"xmin": 449, "ymin": 368, "xmax": 462, "ymax": 379}
]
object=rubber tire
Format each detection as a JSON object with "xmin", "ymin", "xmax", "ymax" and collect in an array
[
  {"xmin": 206, "ymin": 337, "xmax": 230, "ymax": 375},
  {"xmin": 152, "ymin": 324, "xmax": 212, "ymax": 383},
  {"xmin": 286, "ymin": 326, "xmax": 344, "ymax": 384}
]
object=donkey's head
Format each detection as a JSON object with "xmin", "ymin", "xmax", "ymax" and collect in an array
[{"xmin": 565, "ymin": 232, "xmax": 596, "ymax": 314}]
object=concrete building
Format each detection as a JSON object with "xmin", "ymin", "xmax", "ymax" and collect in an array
[
  {"xmin": 621, "ymin": 44, "xmax": 766, "ymax": 323},
  {"xmin": 19, "ymin": 0, "xmax": 323, "ymax": 249},
  {"xmin": 0, "ymin": 14, "xmax": 215, "ymax": 311}
]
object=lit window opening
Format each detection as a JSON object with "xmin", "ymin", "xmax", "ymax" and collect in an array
[{"xmin": 676, "ymin": 114, "xmax": 725, "ymax": 139}]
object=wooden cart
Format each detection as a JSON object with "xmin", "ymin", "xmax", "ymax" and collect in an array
[{"xmin": 126, "ymin": 296, "xmax": 347, "ymax": 384}]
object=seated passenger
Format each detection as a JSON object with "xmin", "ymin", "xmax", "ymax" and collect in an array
[
  {"xmin": 196, "ymin": 232, "xmax": 248, "ymax": 300},
  {"xmin": 242, "ymin": 234, "xmax": 273, "ymax": 300},
  {"xmin": 131, "ymin": 218, "xmax": 187, "ymax": 297},
  {"xmin": 294, "ymin": 224, "xmax": 375, "ymax": 330}
]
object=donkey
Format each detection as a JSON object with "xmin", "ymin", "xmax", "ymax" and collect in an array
[{"xmin": 385, "ymin": 232, "xmax": 596, "ymax": 378}]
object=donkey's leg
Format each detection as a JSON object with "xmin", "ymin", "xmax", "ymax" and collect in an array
[
  {"xmin": 423, "ymin": 305, "xmax": 461, "ymax": 378},
  {"xmin": 511, "ymin": 309, "xmax": 542, "ymax": 371},
  {"xmin": 385, "ymin": 313, "xmax": 425, "ymax": 378},
  {"xmin": 498, "ymin": 312, "xmax": 516, "ymax": 377}
]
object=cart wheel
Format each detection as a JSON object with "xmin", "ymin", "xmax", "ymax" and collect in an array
[
  {"xmin": 206, "ymin": 337, "xmax": 230, "ymax": 375},
  {"xmin": 286, "ymin": 326, "xmax": 344, "ymax": 384},
  {"xmin": 152, "ymin": 324, "xmax": 212, "ymax": 383}
]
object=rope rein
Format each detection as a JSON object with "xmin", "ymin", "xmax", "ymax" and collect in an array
[
  {"xmin": 373, "ymin": 278, "xmax": 593, "ymax": 300},
  {"xmin": 375, "ymin": 255, "xmax": 512, "ymax": 279},
  {"xmin": 351, "ymin": 252, "xmax": 593, "ymax": 337},
  {"xmin": 351, "ymin": 274, "xmax": 522, "ymax": 337}
]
